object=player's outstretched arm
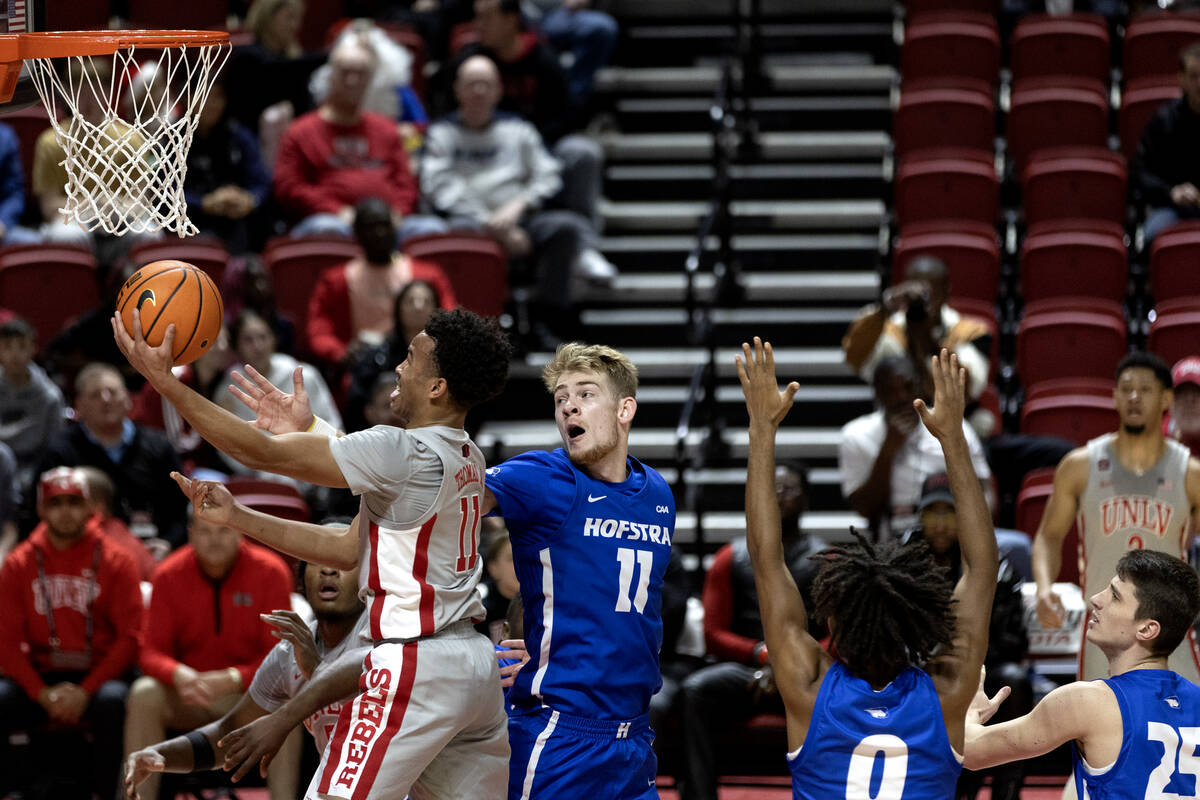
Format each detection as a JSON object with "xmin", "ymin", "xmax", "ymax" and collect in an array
[
  {"xmin": 737, "ymin": 337, "xmax": 828, "ymax": 747},
  {"xmin": 112, "ymin": 311, "xmax": 349, "ymax": 488},
  {"xmin": 1031, "ymin": 449, "xmax": 1087, "ymax": 628},
  {"xmin": 172, "ymin": 473, "xmax": 359, "ymax": 569},
  {"xmin": 917, "ymin": 351, "xmax": 998, "ymax": 737},
  {"xmin": 219, "ymin": 648, "xmax": 366, "ymax": 782}
]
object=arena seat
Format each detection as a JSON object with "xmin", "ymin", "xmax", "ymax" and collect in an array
[
  {"xmin": 402, "ymin": 232, "xmax": 509, "ymax": 318},
  {"xmin": 1123, "ymin": 12, "xmax": 1200, "ymax": 85},
  {"xmin": 263, "ymin": 235, "xmax": 363, "ymax": 352},
  {"xmin": 1119, "ymin": 78, "xmax": 1180, "ymax": 161},
  {"xmin": 1149, "ymin": 220, "xmax": 1200, "ymax": 301},
  {"xmin": 1017, "ymin": 298, "xmax": 1127, "ymax": 388},
  {"xmin": 1021, "ymin": 147, "xmax": 1127, "ymax": 227},
  {"xmin": 947, "ymin": 295, "xmax": 999, "ymax": 378},
  {"xmin": 1006, "ymin": 77, "xmax": 1108, "ymax": 172},
  {"xmin": 901, "ymin": 12, "xmax": 1000, "ymax": 86},
  {"xmin": 124, "ymin": 0, "xmax": 228, "ymax": 29},
  {"xmin": 128, "ymin": 235, "xmax": 230, "ymax": 287},
  {"xmin": 1147, "ymin": 297, "xmax": 1200, "ymax": 367},
  {"xmin": 1015, "ymin": 467, "xmax": 1081, "ymax": 585},
  {"xmin": 893, "ymin": 81, "xmax": 994, "ymax": 158},
  {"xmin": 894, "ymin": 147, "xmax": 998, "ymax": 228},
  {"xmin": 0, "ymin": 243, "xmax": 98, "ymax": 349},
  {"xmin": 893, "ymin": 221, "xmax": 1000, "ymax": 304},
  {"xmin": 1010, "ymin": 13, "xmax": 1110, "ymax": 86},
  {"xmin": 1021, "ymin": 383, "xmax": 1119, "ymax": 446},
  {"xmin": 1019, "ymin": 220, "xmax": 1127, "ymax": 304}
]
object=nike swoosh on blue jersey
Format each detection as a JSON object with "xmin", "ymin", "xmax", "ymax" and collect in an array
[{"xmin": 587, "ymin": 494, "xmax": 607, "ymax": 502}]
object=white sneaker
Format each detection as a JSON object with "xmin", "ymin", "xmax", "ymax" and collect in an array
[{"xmin": 573, "ymin": 248, "xmax": 618, "ymax": 287}]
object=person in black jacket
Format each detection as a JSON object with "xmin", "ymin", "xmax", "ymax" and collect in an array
[
  {"xmin": 902, "ymin": 472, "xmax": 1030, "ymax": 800},
  {"xmin": 1135, "ymin": 42, "xmax": 1200, "ymax": 243}
]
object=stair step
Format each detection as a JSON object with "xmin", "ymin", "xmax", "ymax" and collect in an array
[
  {"xmin": 615, "ymin": 95, "xmax": 891, "ymax": 133},
  {"xmin": 604, "ymin": 161, "xmax": 887, "ymax": 200},
  {"xmin": 509, "ymin": 346, "xmax": 855, "ymax": 380},
  {"xmin": 595, "ymin": 64, "xmax": 896, "ymax": 95},
  {"xmin": 597, "ymin": 130, "xmax": 890, "ymax": 162},
  {"xmin": 606, "ymin": 0, "xmax": 891, "ymax": 17},
  {"xmin": 673, "ymin": 511, "xmax": 864, "ymax": 545},
  {"xmin": 601, "ymin": 199, "xmax": 886, "ymax": 231},
  {"xmin": 590, "ymin": 271, "xmax": 879, "ymax": 304},
  {"xmin": 577, "ymin": 306, "xmax": 858, "ymax": 347}
]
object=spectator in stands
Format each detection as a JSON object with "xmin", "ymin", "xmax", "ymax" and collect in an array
[
  {"xmin": 901, "ymin": 472, "xmax": 1030, "ymax": 800},
  {"xmin": 1135, "ymin": 42, "xmax": 1200, "ymax": 243},
  {"xmin": 184, "ymin": 78, "xmax": 271, "ymax": 254},
  {"xmin": 123, "ymin": 512, "xmax": 297, "ymax": 800},
  {"xmin": 524, "ymin": 0, "xmax": 619, "ymax": 112},
  {"xmin": 433, "ymin": 0, "xmax": 606, "ymax": 228},
  {"xmin": 77, "ymin": 466, "xmax": 159, "ymax": 581},
  {"xmin": 306, "ymin": 197, "xmax": 457, "ymax": 370},
  {"xmin": 423, "ymin": 54, "xmax": 615, "ymax": 344},
  {"xmin": 45, "ymin": 261, "xmax": 145, "ymax": 389},
  {"xmin": 843, "ymin": 255, "xmax": 991, "ymax": 415},
  {"xmin": 677, "ymin": 463, "xmax": 824, "ymax": 800},
  {"xmin": 344, "ymin": 278, "xmax": 443, "ymax": 432},
  {"xmin": 839, "ymin": 355, "xmax": 993, "ymax": 539},
  {"xmin": 38, "ymin": 363, "xmax": 188, "ymax": 547},
  {"xmin": 0, "ymin": 442, "xmax": 17, "ymax": 564},
  {"xmin": 0, "ymin": 315, "xmax": 65, "ymax": 498},
  {"xmin": 1168, "ymin": 356, "xmax": 1200, "ymax": 457},
  {"xmin": 272, "ymin": 35, "xmax": 446, "ymax": 241},
  {"xmin": 0, "ymin": 467, "xmax": 142, "ymax": 800},
  {"xmin": 225, "ymin": 256, "xmax": 297, "ymax": 357},
  {"xmin": 0, "ymin": 122, "xmax": 40, "ymax": 246}
]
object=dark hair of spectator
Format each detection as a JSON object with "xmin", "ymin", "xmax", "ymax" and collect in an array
[
  {"xmin": 1115, "ymin": 549, "xmax": 1200, "ymax": 656},
  {"xmin": 777, "ymin": 459, "xmax": 811, "ymax": 502},
  {"xmin": 871, "ymin": 354, "xmax": 918, "ymax": 390},
  {"xmin": 1179, "ymin": 42, "xmax": 1200, "ymax": 71},
  {"xmin": 394, "ymin": 280, "xmax": 443, "ymax": 326},
  {"xmin": 1116, "ymin": 351, "xmax": 1172, "ymax": 389},
  {"xmin": 228, "ymin": 309, "xmax": 276, "ymax": 349},
  {"xmin": 811, "ymin": 528, "xmax": 956, "ymax": 687},
  {"xmin": 423, "ymin": 309, "xmax": 512, "ymax": 410},
  {"xmin": 0, "ymin": 315, "xmax": 35, "ymax": 341}
]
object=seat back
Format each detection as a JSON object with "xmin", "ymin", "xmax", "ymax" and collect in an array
[
  {"xmin": 263, "ymin": 235, "xmax": 363, "ymax": 348},
  {"xmin": 893, "ymin": 224, "xmax": 1000, "ymax": 304},
  {"xmin": 1148, "ymin": 305, "xmax": 1200, "ymax": 367},
  {"xmin": 1021, "ymin": 392, "xmax": 1119, "ymax": 445},
  {"xmin": 1119, "ymin": 79, "xmax": 1181, "ymax": 161},
  {"xmin": 895, "ymin": 148, "xmax": 999, "ymax": 228},
  {"xmin": 1149, "ymin": 221, "xmax": 1200, "ymax": 301},
  {"xmin": 1124, "ymin": 12, "xmax": 1200, "ymax": 84},
  {"xmin": 1017, "ymin": 298, "xmax": 1127, "ymax": 387},
  {"xmin": 1021, "ymin": 148, "xmax": 1128, "ymax": 226},
  {"xmin": 128, "ymin": 236, "xmax": 231, "ymax": 287},
  {"xmin": 894, "ymin": 84, "xmax": 994, "ymax": 157},
  {"xmin": 1007, "ymin": 78, "xmax": 1108, "ymax": 171},
  {"xmin": 0, "ymin": 243, "xmax": 99, "ymax": 348},
  {"xmin": 402, "ymin": 232, "xmax": 509, "ymax": 318},
  {"xmin": 1010, "ymin": 13, "xmax": 1110, "ymax": 85},
  {"xmin": 1019, "ymin": 221, "xmax": 1128, "ymax": 303},
  {"xmin": 1016, "ymin": 467, "xmax": 1081, "ymax": 585},
  {"xmin": 901, "ymin": 14, "xmax": 1000, "ymax": 86}
]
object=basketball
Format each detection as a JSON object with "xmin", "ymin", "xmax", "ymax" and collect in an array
[{"xmin": 116, "ymin": 260, "xmax": 224, "ymax": 366}]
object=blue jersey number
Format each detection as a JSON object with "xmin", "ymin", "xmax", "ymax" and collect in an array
[
  {"xmin": 846, "ymin": 734, "xmax": 908, "ymax": 800},
  {"xmin": 1146, "ymin": 722, "xmax": 1200, "ymax": 799},
  {"xmin": 615, "ymin": 547, "xmax": 653, "ymax": 613}
]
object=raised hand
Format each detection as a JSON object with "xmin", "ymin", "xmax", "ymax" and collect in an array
[
  {"xmin": 913, "ymin": 349, "xmax": 966, "ymax": 442},
  {"xmin": 966, "ymin": 666, "xmax": 1011, "ymax": 727},
  {"xmin": 124, "ymin": 749, "xmax": 166, "ymax": 799},
  {"xmin": 111, "ymin": 309, "xmax": 175, "ymax": 386},
  {"xmin": 219, "ymin": 712, "xmax": 293, "ymax": 781},
  {"xmin": 262, "ymin": 610, "xmax": 320, "ymax": 679},
  {"xmin": 171, "ymin": 472, "xmax": 236, "ymax": 526},
  {"xmin": 229, "ymin": 364, "xmax": 314, "ymax": 435},
  {"xmin": 736, "ymin": 337, "xmax": 799, "ymax": 430}
]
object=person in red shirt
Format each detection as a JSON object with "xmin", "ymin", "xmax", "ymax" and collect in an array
[
  {"xmin": 0, "ymin": 467, "xmax": 143, "ymax": 800},
  {"xmin": 122, "ymin": 511, "xmax": 296, "ymax": 800},
  {"xmin": 306, "ymin": 197, "xmax": 458, "ymax": 370},
  {"xmin": 273, "ymin": 35, "xmax": 447, "ymax": 242}
]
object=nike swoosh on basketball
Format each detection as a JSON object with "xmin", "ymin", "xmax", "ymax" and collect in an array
[{"xmin": 587, "ymin": 494, "xmax": 607, "ymax": 502}]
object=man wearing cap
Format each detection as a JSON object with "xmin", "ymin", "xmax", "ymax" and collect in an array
[
  {"xmin": 1033, "ymin": 351, "xmax": 1200, "ymax": 683},
  {"xmin": 903, "ymin": 472, "xmax": 1030, "ymax": 800},
  {"xmin": 0, "ymin": 466, "xmax": 144, "ymax": 800},
  {"xmin": 1168, "ymin": 356, "xmax": 1200, "ymax": 457}
]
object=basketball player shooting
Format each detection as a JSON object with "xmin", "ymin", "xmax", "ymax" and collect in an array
[
  {"xmin": 112, "ymin": 307, "xmax": 513, "ymax": 799},
  {"xmin": 737, "ymin": 341, "xmax": 998, "ymax": 797}
]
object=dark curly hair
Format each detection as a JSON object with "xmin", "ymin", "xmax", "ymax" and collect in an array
[
  {"xmin": 423, "ymin": 308, "xmax": 512, "ymax": 410},
  {"xmin": 812, "ymin": 529, "xmax": 957, "ymax": 688}
]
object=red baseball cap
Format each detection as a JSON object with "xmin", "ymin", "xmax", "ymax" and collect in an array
[
  {"xmin": 1172, "ymin": 357, "xmax": 1200, "ymax": 389},
  {"xmin": 38, "ymin": 467, "xmax": 89, "ymax": 503}
]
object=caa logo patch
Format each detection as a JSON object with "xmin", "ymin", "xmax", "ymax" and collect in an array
[{"xmin": 656, "ymin": 505, "xmax": 670, "ymax": 514}]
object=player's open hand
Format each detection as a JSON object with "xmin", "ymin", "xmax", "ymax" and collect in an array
[
  {"xmin": 219, "ymin": 711, "xmax": 292, "ymax": 781},
  {"xmin": 171, "ymin": 472, "xmax": 237, "ymax": 526},
  {"xmin": 913, "ymin": 349, "xmax": 966, "ymax": 442},
  {"xmin": 111, "ymin": 309, "xmax": 175, "ymax": 385},
  {"xmin": 497, "ymin": 638, "xmax": 530, "ymax": 688},
  {"xmin": 736, "ymin": 337, "xmax": 799, "ymax": 430},
  {"xmin": 262, "ymin": 610, "xmax": 320, "ymax": 679},
  {"xmin": 966, "ymin": 666, "xmax": 1010, "ymax": 727},
  {"xmin": 230, "ymin": 364, "xmax": 314, "ymax": 435},
  {"xmin": 124, "ymin": 749, "xmax": 165, "ymax": 799}
]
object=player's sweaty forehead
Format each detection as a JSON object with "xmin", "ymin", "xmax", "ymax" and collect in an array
[{"xmin": 554, "ymin": 373, "xmax": 608, "ymax": 397}]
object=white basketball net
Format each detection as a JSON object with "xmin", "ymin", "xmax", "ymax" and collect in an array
[{"xmin": 25, "ymin": 42, "xmax": 230, "ymax": 237}]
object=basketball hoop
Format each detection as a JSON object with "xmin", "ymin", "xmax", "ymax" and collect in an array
[{"xmin": 0, "ymin": 30, "xmax": 231, "ymax": 237}]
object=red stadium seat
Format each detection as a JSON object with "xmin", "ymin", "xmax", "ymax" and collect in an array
[
  {"xmin": 948, "ymin": 296, "xmax": 999, "ymax": 378},
  {"xmin": 894, "ymin": 82, "xmax": 994, "ymax": 158},
  {"xmin": 402, "ymin": 232, "xmax": 509, "ymax": 318},
  {"xmin": 263, "ymin": 235, "xmax": 363, "ymax": 351},
  {"xmin": 128, "ymin": 236, "xmax": 230, "ymax": 287},
  {"xmin": 1007, "ymin": 77, "xmax": 1108, "ymax": 172},
  {"xmin": 1147, "ymin": 298, "xmax": 1200, "ymax": 367},
  {"xmin": 1015, "ymin": 467, "xmax": 1081, "ymax": 585},
  {"xmin": 901, "ymin": 13, "xmax": 1000, "ymax": 86},
  {"xmin": 1025, "ymin": 377, "xmax": 1114, "ymax": 401},
  {"xmin": 1123, "ymin": 12, "xmax": 1200, "ymax": 85},
  {"xmin": 1021, "ymin": 148, "xmax": 1128, "ymax": 227},
  {"xmin": 1149, "ymin": 220, "xmax": 1200, "ymax": 301},
  {"xmin": 1119, "ymin": 78, "xmax": 1181, "ymax": 161},
  {"xmin": 1017, "ymin": 298, "xmax": 1127, "ymax": 387},
  {"xmin": 1010, "ymin": 13, "xmax": 1110, "ymax": 85},
  {"xmin": 895, "ymin": 148, "xmax": 999, "ymax": 228},
  {"xmin": 1021, "ymin": 386, "xmax": 1119, "ymax": 446},
  {"xmin": 1019, "ymin": 220, "xmax": 1128, "ymax": 303},
  {"xmin": 893, "ymin": 222, "xmax": 1001, "ymax": 304},
  {"xmin": 0, "ymin": 243, "xmax": 98, "ymax": 349}
]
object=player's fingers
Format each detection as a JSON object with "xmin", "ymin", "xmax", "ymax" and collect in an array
[
  {"xmin": 231, "ymin": 369, "xmax": 264, "ymax": 399},
  {"xmin": 260, "ymin": 752, "xmax": 273, "ymax": 778},
  {"xmin": 782, "ymin": 381, "xmax": 800, "ymax": 406},
  {"xmin": 242, "ymin": 363, "xmax": 273, "ymax": 393},
  {"xmin": 161, "ymin": 323, "xmax": 176, "ymax": 355},
  {"xmin": 169, "ymin": 471, "xmax": 193, "ymax": 497},
  {"xmin": 913, "ymin": 398, "xmax": 932, "ymax": 424},
  {"xmin": 291, "ymin": 365, "xmax": 306, "ymax": 395},
  {"xmin": 764, "ymin": 340, "xmax": 776, "ymax": 372},
  {"xmin": 498, "ymin": 639, "xmax": 525, "ymax": 650},
  {"xmin": 753, "ymin": 336, "xmax": 764, "ymax": 365}
]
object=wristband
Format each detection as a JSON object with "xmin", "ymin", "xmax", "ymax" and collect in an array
[
  {"xmin": 185, "ymin": 730, "xmax": 215, "ymax": 771},
  {"xmin": 307, "ymin": 416, "xmax": 338, "ymax": 437}
]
